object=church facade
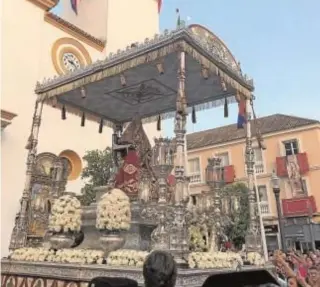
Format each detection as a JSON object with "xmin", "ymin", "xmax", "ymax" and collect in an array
[{"xmin": 1, "ymin": 0, "xmax": 161, "ymax": 255}]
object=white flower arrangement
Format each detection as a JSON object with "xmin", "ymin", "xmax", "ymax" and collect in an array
[
  {"xmin": 48, "ymin": 194, "xmax": 82, "ymax": 233},
  {"xmin": 189, "ymin": 225, "xmax": 207, "ymax": 251},
  {"xmin": 9, "ymin": 248, "xmax": 105, "ymax": 264},
  {"xmin": 247, "ymin": 252, "xmax": 265, "ymax": 266},
  {"xmin": 107, "ymin": 249, "xmax": 149, "ymax": 268},
  {"xmin": 96, "ymin": 188, "xmax": 131, "ymax": 231},
  {"xmin": 47, "ymin": 249, "xmax": 105, "ymax": 264},
  {"xmin": 188, "ymin": 251, "xmax": 243, "ymax": 269},
  {"xmin": 10, "ymin": 248, "xmax": 53, "ymax": 262}
]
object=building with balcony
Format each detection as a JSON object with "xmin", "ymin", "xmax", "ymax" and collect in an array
[{"xmin": 186, "ymin": 113, "xmax": 320, "ymax": 251}]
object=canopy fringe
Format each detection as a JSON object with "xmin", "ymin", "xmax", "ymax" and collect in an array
[
  {"xmin": 46, "ymin": 94, "xmax": 237, "ymax": 127},
  {"xmin": 37, "ymin": 41, "xmax": 252, "ymax": 102},
  {"xmin": 141, "ymin": 95, "xmax": 237, "ymax": 125}
]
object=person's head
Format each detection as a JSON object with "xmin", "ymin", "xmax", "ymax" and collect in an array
[
  {"xmin": 308, "ymin": 266, "xmax": 320, "ymax": 285},
  {"xmin": 143, "ymin": 251, "xmax": 177, "ymax": 287},
  {"xmin": 306, "ymin": 256, "xmax": 314, "ymax": 268},
  {"xmin": 287, "ymin": 276, "xmax": 298, "ymax": 287},
  {"xmin": 291, "ymin": 256, "xmax": 299, "ymax": 266},
  {"xmin": 88, "ymin": 277, "xmax": 138, "ymax": 287}
]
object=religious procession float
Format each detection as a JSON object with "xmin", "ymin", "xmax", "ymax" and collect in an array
[{"xmin": 2, "ymin": 24, "xmax": 269, "ymax": 287}]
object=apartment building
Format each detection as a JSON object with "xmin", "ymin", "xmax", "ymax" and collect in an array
[{"xmin": 186, "ymin": 114, "xmax": 320, "ymax": 251}]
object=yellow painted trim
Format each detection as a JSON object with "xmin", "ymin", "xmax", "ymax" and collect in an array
[{"xmin": 59, "ymin": 150, "xmax": 82, "ymax": 181}]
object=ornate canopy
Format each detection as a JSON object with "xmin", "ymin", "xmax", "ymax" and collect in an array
[{"xmin": 35, "ymin": 24, "xmax": 254, "ymax": 127}]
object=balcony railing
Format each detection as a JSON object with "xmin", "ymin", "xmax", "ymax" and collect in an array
[
  {"xmin": 260, "ymin": 201, "xmax": 270, "ymax": 215},
  {"xmin": 189, "ymin": 172, "xmax": 201, "ymax": 184},
  {"xmin": 255, "ymin": 161, "xmax": 264, "ymax": 174}
]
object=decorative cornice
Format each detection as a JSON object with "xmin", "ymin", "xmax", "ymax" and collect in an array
[
  {"xmin": 26, "ymin": 0, "xmax": 58, "ymax": 11},
  {"xmin": 1, "ymin": 109, "xmax": 17, "ymax": 129},
  {"xmin": 1, "ymin": 110, "xmax": 17, "ymax": 121},
  {"xmin": 44, "ymin": 12, "xmax": 106, "ymax": 52}
]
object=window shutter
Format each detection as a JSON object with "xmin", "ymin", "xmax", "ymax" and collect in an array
[
  {"xmin": 281, "ymin": 199, "xmax": 289, "ymax": 216},
  {"xmin": 224, "ymin": 165, "xmax": 235, "ymax": 184},
  {"xmin": 296, "ymin": 152, "xmax": 309, "ymax": 175},
  {"xmin": 276, "ymin": 156, "xmax": 288, "ymax": 177}
]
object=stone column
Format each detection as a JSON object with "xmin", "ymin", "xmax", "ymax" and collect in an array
[
  {"xmin": 9, "ymin": 101, "xmax": 44, "ymax": 250},
  {"xmin": 244, "ymin": 97, "xmax": 262, "ymax": 252},
  {"xmin": 170, "ymin": 49, "xmax": 189, "ymax": 265}
]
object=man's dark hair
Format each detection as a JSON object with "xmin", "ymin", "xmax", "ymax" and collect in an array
[
  {"xmin": 309, "ymin": 266, "xmax": 318, "ymax": 271},
  {"xmin": 88, "ymin": 277, "xmax": 138, "ymax": 287},
  {"xmin": 143, "ymin": 250, "xmax": 177, "ymax": 287}
]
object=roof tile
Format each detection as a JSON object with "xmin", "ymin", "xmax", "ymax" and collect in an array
[{"xmin": 186, "ymin": 114, "xmax": 319, "ymax": 150}]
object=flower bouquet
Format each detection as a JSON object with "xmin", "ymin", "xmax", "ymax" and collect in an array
[
  {"xmin": 47, "ymin": 249, "xmax": 105, "ymax": 264},
  {"xmin": 107, "ymin": 249, "xmax": 149, "ymax": 268},
  {"xmin": 49, "ymin": 194, "xmax": 82, "ymax": 233},
  {"xmin": 96, "ymin": 188, "xmax": 131, "ymax": 231},
  {"xmin": 9, "ymin": 248, "xmax": 105, "ymax": 264},
  {"xmin": 96, "ymin": 188, "xmax": 131, "ymax": 253},
  {"xmin": 188, "ymin": 251, "xmax": 243, "ymax": 269},
  {"xmin": 247, "ymin": 252, "xmax": 265, "ymax": 266},
  {"xmin": 189, "ymin": 225, "xmax": 207, "ymax": 252},
  {"xmin": 9, "ymin": 248, "xmax": 53, "ymax": 262},
  {"xmin": 48, "ymin": 193, "xmax": 82, "ymax": 249}
]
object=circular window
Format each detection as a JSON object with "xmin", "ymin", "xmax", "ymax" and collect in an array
[{"xmin": 59, "ymin": 150, "xmax": 82, "ymax": 181}]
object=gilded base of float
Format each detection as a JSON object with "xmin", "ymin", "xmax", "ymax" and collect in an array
[{"xmin": 1, "ymin": 259, "xmax": 272, "ymax": 287}]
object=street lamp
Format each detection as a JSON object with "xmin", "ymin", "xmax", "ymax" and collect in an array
[{"xmin": 271, "ymin": 171, "xmax": 286, "ymax": 252}]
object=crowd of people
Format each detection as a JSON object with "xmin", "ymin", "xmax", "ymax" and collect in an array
[
  {"xmin": 88, "ymin": 249, "xmax": 320, "ymax": 287},
  {"xmin": 271, "ymin": 249, "xmax": 320, "ymax": 287}
]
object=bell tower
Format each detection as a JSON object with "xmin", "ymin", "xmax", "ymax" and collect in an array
[{"xmin": 60, "ymin": 0, "xmax": 160, "ymax": 53}]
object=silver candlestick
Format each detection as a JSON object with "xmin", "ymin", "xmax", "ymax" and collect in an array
[
  {"xmin": 205, "ymin": 157, "xmax": 224, "ymax": 251},
  {"xmin": 141, "ymin": 137, "xmax": 174, "ymax": 250}
]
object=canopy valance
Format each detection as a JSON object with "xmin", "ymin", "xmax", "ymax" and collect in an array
[{"xmin": 35, "ymin": 25, "xmax": 254, "ymax": 127}]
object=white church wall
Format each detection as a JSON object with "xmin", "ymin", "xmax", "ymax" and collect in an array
[
  {"xmin": 106, "ymin": 0, "xmax": 159, "ymax": 53},
  {"xmin": 1, "ymin": 0, "xmax": 47, "ymax": 257},
  {"xmin": 1, "ymin": 0, "xmax": 160, "ymax": 256}
]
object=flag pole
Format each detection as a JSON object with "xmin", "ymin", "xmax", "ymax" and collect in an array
[
  {"xmin": 176, "ymin": 8, "xmax": 181, "ymax": 28},
  {"xmin": 253, "ymin": 165, "xmax": 269, "ymax": 262}
]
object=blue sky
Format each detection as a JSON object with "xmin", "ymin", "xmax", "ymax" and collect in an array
[{"xmin": 53, "ymin": 0, "xmax": 320, "ymax": 135}]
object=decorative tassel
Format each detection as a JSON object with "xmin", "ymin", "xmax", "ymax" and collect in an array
[
  {"xmin": 224, "ymin": 97, "xmax": 229, "ymax": 118},
  {"xmin": 192, "ymin": 106, "xmax": 196, "ymax": 124},
  {"xmin": 61, "ymin": 105, "xmax": 66, "ymax": 120},
  {"xmin": 157, "ymin": 115, "xmax": 161, "ymax": 131},
  {"xmin": 81, "ymin": 112, "xmax": 85, "ymax": 127},
  {"xmin": 99, "ymin": 118, "xmax": 103, "ymax": 133},
  {"xmin": 52, "ymin": 96, "xmax": 57, "ymax": 107},
  {"xmin": 80, "ymin": 87, "xmax": 86, "ymax": 98},
  {"xmin": 221, "ymin": 80, "xmax": 227, "ymax": 92}
]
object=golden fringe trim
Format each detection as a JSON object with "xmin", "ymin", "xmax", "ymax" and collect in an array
[
  {"xmin": 48, "ymin": 94, "xmax": 237, "ymax": 127},
  {"xmin": 38, "ymin": 41, "xmax": 252, "ymax": 101},
  {"xmin": 40, "ymin": 40, "xmax": 252, "ymax": 127},
  {"xmin": 38, "ymin": 42, "xmax": 180, "ymax": 101},
  {"xmin": 183, "ymin": 43, "xmax": 252, "ymax": 99}
]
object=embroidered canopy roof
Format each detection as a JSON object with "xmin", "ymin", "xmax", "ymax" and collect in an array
[{"xmin": 35, "ymin": 24, "xmax": 254, "ymax": 127}]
